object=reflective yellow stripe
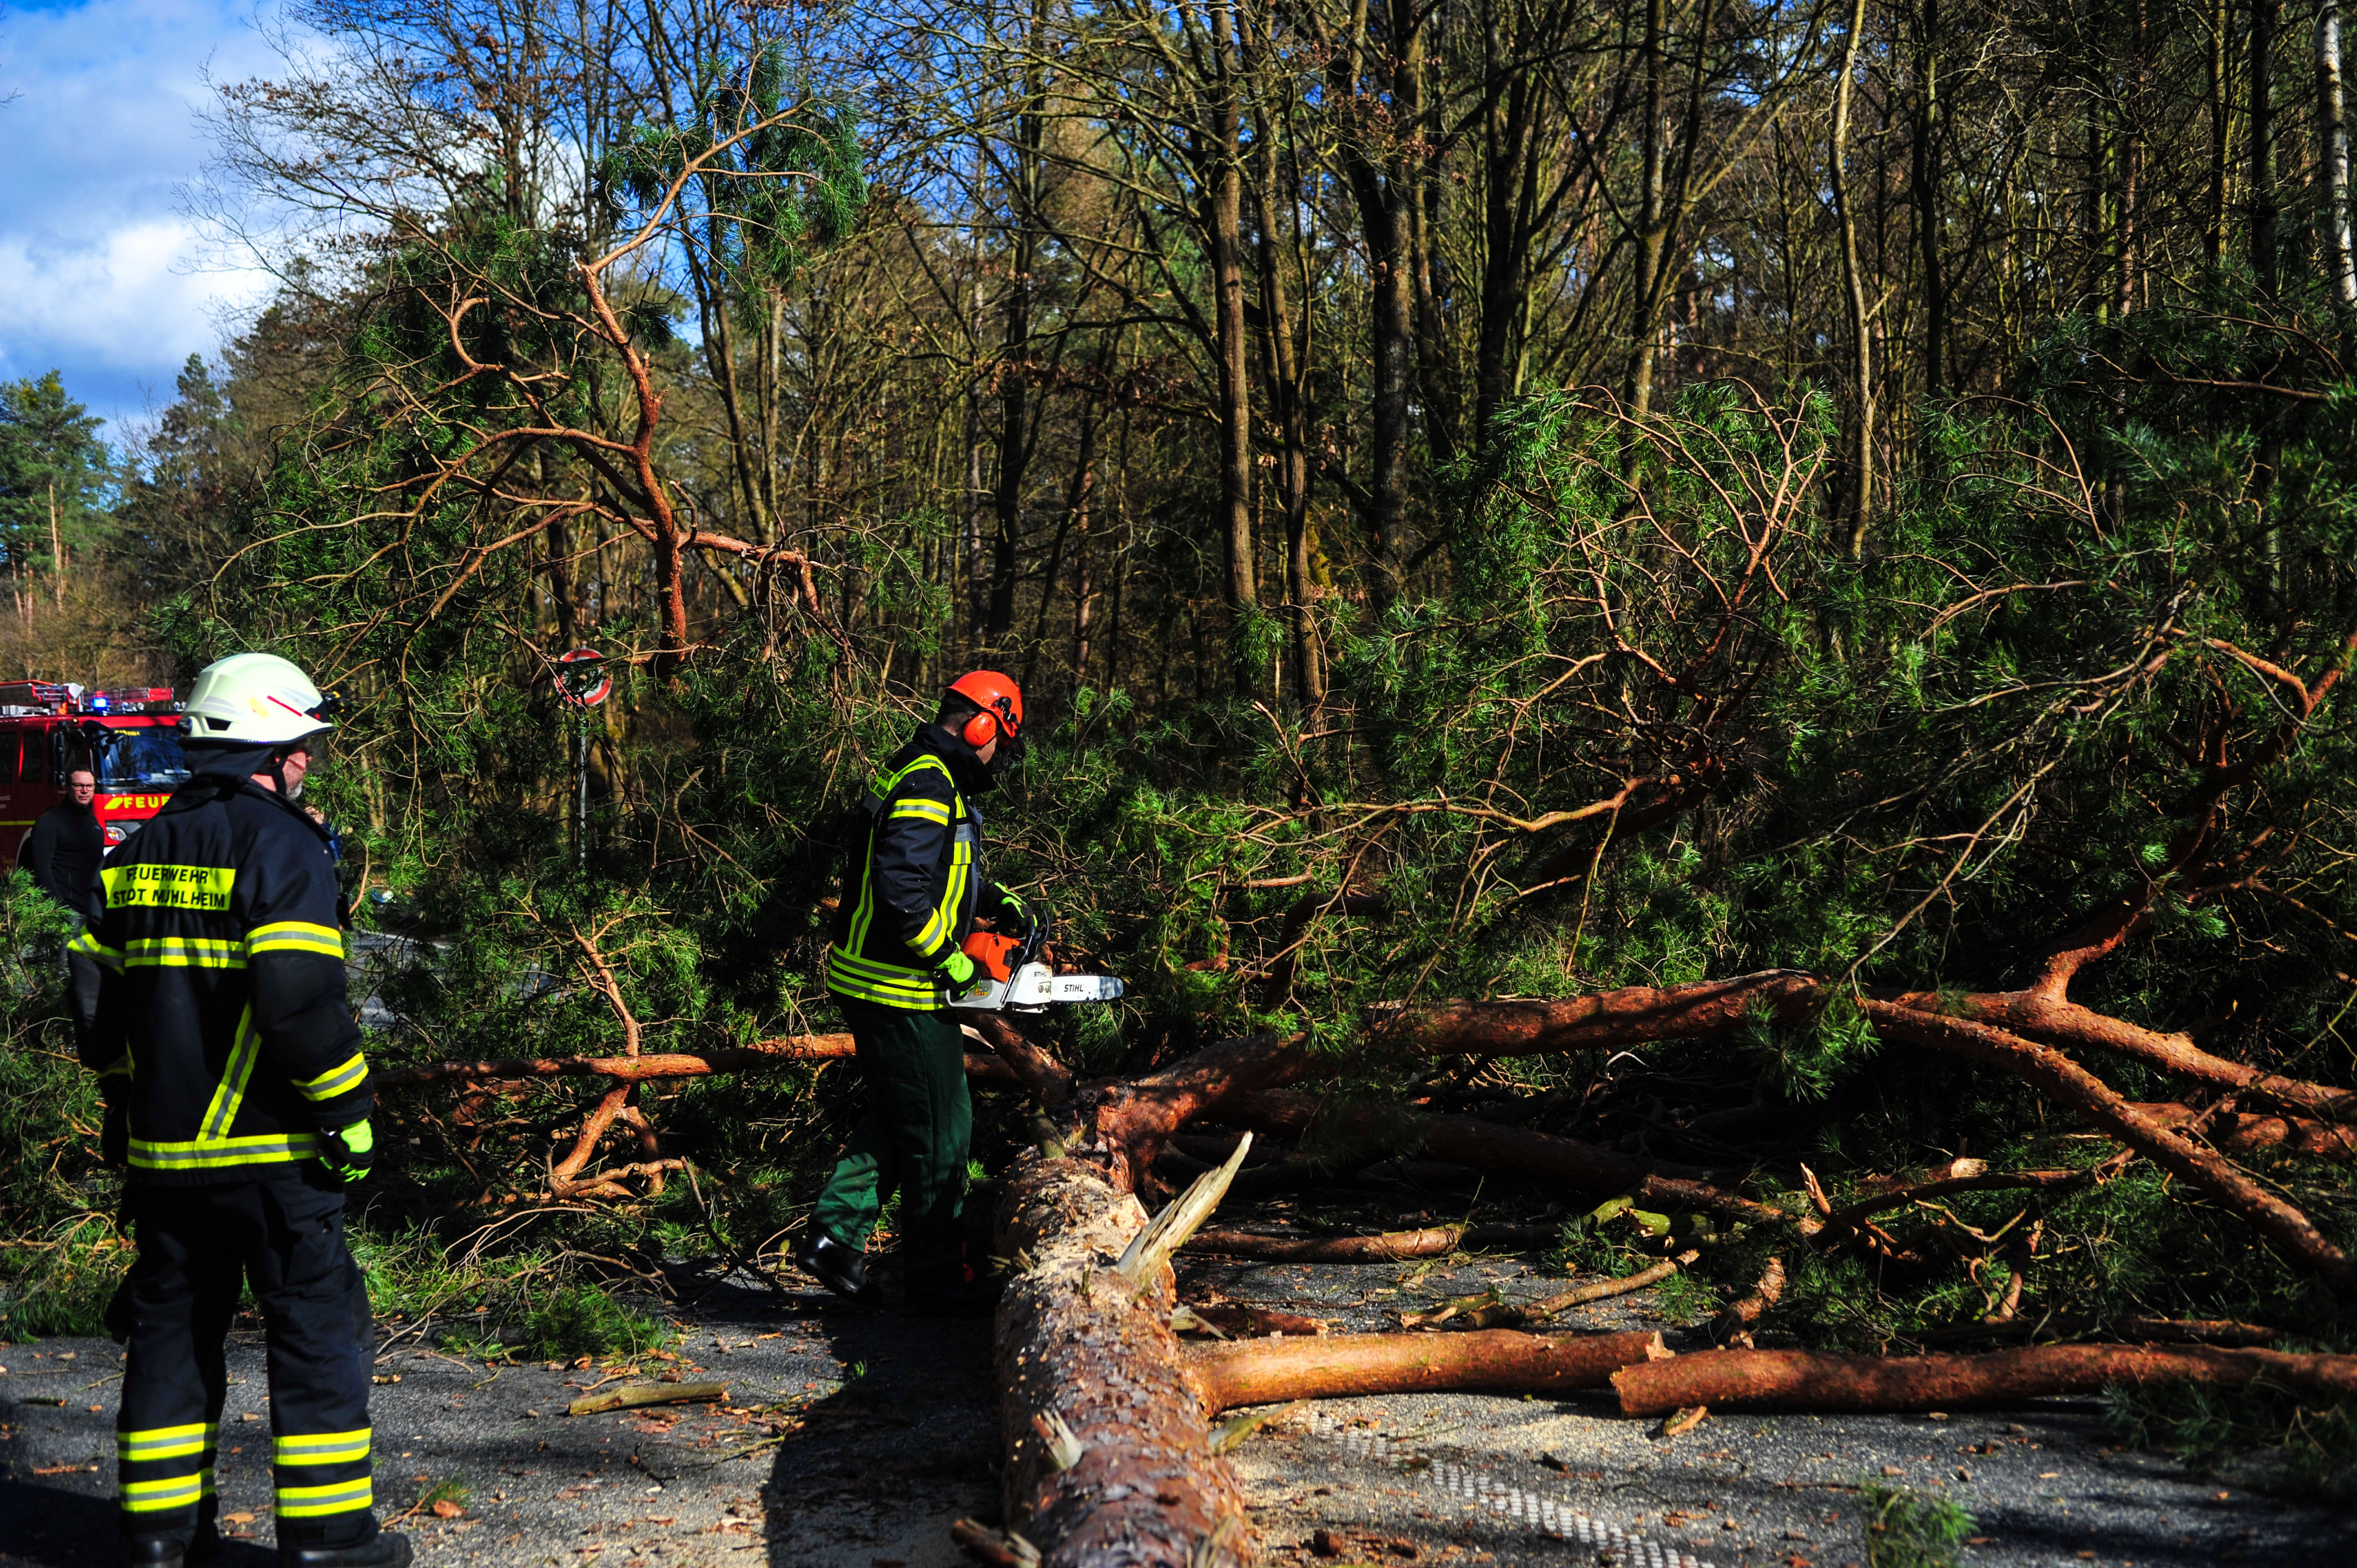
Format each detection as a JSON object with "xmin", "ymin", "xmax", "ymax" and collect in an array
[
  {"xmin": 248, "ymin": 921, "xmax": 344, "ymax": 959},
  {"xmin": 124, "ymin": 936, "xmax": 245, "ymax": 969},
  {"xmin": 102, "ymin": 863, "xmax": 235, "ymax": 911},
  {"xmin": 275, "ymin": 1428, "xmax": 370, "ymax": 1465},
  {"xmin": 295, "ymin": 1051, "xmax": 368, "ymax": 1102},
  {"xmin": 824, "ymin": 947, "xmax": 944, "ymax": 1009},
  {"xmin": 842, "ymin": 752, "xmax": 965, "ymax": 982},
  {"xmin": 97, "ymin": 1051, "xmax": 132, "ymax": 1079},
  {"xmin": 276, "ymin": 1478, "xmax": 373, "ymax": 1517},
  {"xmin": 119, "ymin": 1423, "xmax": 215, "ymax": 1461},
  {"xmin": 197, "ymin": 1009, "xmax": 262, "ymax": 1141},
  {"xmin": 68, "ymin": 927, "xmax": 123, "ymax": 971},
  {"xmin": 121, "ymin": 1476, "xmax": 205, "ymax": 1512},
  {"xmin": 128, "ymin": 1132, "xmax": 320, "ymax": 1171}
]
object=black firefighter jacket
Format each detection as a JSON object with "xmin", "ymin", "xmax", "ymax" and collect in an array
[{"xmin": 74, "ymin": 775, "xmax": 369, "ymax": 1185}]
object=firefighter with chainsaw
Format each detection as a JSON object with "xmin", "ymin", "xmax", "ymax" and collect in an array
[
  {"xmin": 76, "ymin": 653, "xmax": 407, "ymax": 1568},
  {"xmin": 796, "ymin": 670, "xmax": 1035, "ymax": 1314}
]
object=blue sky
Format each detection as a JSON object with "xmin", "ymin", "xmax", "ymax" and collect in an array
[{"xmin": 0, "ymin": 0, "xmax": 285, "ymax": 441}]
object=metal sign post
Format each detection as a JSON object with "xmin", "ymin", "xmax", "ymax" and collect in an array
[{"xmin": 554, "ymin": 648, "xmax": 611, "ymax": 867}]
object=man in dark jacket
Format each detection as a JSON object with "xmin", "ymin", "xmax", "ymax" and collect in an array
[
  {"xmin": 797, "ymin": 671, "xmax": 1031, "ymax": 1314},
  {"xmin": 76, "ymin": 653, "xmax": 406, "ymax": 1568},
  {"xmin": 22, "ymin": 764, "xmax": 105, "ymax": 920}
]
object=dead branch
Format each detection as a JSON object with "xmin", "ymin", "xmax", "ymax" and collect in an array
[
  {"xmin": 565, "ymin": 1381, "xmax": 727, "ymax": 1416},
  {"xmin": 1710, "ymin": 1256, "xmax": 1784, "ymax": 1347},
  {"xmin": 377, "ymin": 1034, "xmax": 857, "ymax": 1087},
  {"xmin": 1176, "ymin": 1304, "xmax": 1328, "ymax": 1338},
  {"xmin": 1527, "ymin": 1251, "xmax": 1700, "ymax": 1318},
  {"xmin": 1919, "ymin": 1316, "xmax": 2284, "ymax": 1349},
  {"xmin": 572, "ymin": 921, "xmax": 644, "ymax": 1056},
  {"xmin": 1822, "ymin": 1167, "xmax": 2096, "ymax": 1232},
  {"xmin": 1613, "ymin": 1343, "xmax": 2357, "ymax": 1415},
  {"xmin": 1859, "ymin": 1000, "xmax": 2357, "ymax": 1294},
  {"xmin": 1184, "ymin": 1329, "xmax": 1670, "ymax": 1412},
  {"xmin": 375, "ymin": 1037, "xmax": 1015, "ymax": 1088},
  {"xmin": 1181, "ymin": 1223, "xmax": 1557, "ymax": 1262}
]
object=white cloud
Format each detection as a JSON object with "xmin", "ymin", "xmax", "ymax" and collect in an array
[
  {"xmin": 0, "ymin": 217, "xmax": 273, "ymax": 374},
  {"xmin": 0, "ymin": 0, "xmax": 293, "ymax": 426}
]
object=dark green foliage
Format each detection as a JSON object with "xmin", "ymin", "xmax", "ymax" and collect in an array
[
  {"xmin": 2104, "ymin": 1380, "xmax": 2357, "ymax": 1507},
  {"xmin": 518, "ymin": 1285, "xmax": 670, "ymax": 1361},
  {"xmin": 0, "ymin": 871, "xmax": 125, "ymax": 1338},
  {"xmin": 1860, "ymin": 1482, "xmax": 1973, "ymax": 1568},
  {"xmin": 0, "ymin": 370, "xmax": 114, "ymax": 578}
]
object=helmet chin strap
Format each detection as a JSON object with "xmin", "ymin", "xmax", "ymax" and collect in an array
[{"xmin": 267, "ymin": 747, "xmax": 305, "ymax": 801}]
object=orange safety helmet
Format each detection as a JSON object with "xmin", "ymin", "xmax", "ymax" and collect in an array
[{"xmin": 947, "ymin": 670, "xmax": 1024, "ymax": 750}]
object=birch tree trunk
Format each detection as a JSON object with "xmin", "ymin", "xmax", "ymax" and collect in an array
[{"xmin": 2320, "ymin": 0, "xmax": 2357, "ymax": 308}]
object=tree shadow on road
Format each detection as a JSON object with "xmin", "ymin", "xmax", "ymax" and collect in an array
[{"xmin": 0, "ymin": 1479, "xmax": 271, "ymax": 1568}]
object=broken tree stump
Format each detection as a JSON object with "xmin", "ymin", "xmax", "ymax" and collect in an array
[{"xmin": 1185, "ymin": 1329, "xmax": 1670, "ymax": 1412}]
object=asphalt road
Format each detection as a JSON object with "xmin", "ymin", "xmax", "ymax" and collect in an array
[{"xmin": 4, "ymin": 1244, "xmax": 2348, "ymax": 1566}]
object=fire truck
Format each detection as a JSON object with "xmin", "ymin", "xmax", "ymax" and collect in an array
[{"xmin": 0, "ymin": 681, "xmax": 191, "ymax": 863}]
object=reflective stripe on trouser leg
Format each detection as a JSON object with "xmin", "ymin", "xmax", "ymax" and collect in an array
[
  {"xmin": 118, "ymin": 1422, "xmax": 219, "ymax": 1521},
  {"xmin": 274, "ymin": 1427, "xmax": 372, "ymax": 1518}
]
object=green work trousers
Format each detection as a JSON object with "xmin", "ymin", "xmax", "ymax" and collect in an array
[{"xmin": 812, "ymin": 997, "xmax": 973, "ymax": 1293}]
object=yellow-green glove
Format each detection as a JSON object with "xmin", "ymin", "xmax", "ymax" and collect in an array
[
  {"xmin": 321, "ymin": 1118, "xmax": 375, "ymax": 1184},
  {"xmin": 941, "ymin": 949, "xmax": 978, "ymax": 987}
]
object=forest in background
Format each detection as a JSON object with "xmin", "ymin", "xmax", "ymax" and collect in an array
[{"xmin": 2, "ymin": 0, "xmax": 2355, "ymax": 1502}]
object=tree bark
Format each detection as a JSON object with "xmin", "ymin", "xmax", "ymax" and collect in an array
[
  {"xmin": 1833, "ymin": 0, "xmax": 1875, "ymax": 555},
  {"xmin": 1911, "ymin": 0, "xmax": 1946, "ymax": 395},
  {"xmin": 1368, "ymin": 971, "xmax": 1823, "ymax": 1055},
  {"xmin": 2253, "ymin": 0, "xmax": 2280, "ymax": 295},
  {"xmin": 1614, "ymin": 1344, "xmax": 2357, "ymax": 1415},
  {"xmin": 1209, "ymin": 0, "xmax": 1259, "ymax": 657},
  {"xmin": 1627, "ymin": 0, "xmax": 1671, "ymax": 417},
  {"xmin": 376, "ymin": 1034, "xmax": 860, "ymax": 1087},
  {"xmin": 2320, "ymin": 0, "xmax": 2357, "ymax": 307},
  {"xmin": 995, "ymin": 1149, "xmax": 1251, "ymax": 1567},
  {"xmin": 1187, "ymin": 1329, "xmax": 1669, "ymax": 1411},
  {"xmin": 1248, "ymin": 38, "xmax": 1323, "ymax": 704}
]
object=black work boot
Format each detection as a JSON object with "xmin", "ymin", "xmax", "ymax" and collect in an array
[
  {"xmin": 278, "ymin": 1531, "xmax": 412, "ymax": 1568},
  {"xmin": 125, "ymin": 1540, "xmax": 187, "ymax": 1568},
  {"xmin": 793, "ymin": 1231, "xmax": 880, "ymax": 1305}
]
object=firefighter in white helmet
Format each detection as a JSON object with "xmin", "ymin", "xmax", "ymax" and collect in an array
[{"xmin": 78, "ymin": 653, "xmax": 407, "ymax": 1568}]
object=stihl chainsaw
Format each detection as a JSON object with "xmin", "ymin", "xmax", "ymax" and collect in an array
[{"xmin": 949, "ymin": 909, "xmax": 1124, "ymax": 1012}]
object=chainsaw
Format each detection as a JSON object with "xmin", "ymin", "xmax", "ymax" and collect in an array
[{"xmin": 948, "ymin": 907, "xmax": 1124, "ymax": 1012}]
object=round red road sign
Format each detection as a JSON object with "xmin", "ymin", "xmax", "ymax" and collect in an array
[{"xmin": 554, "ymin": 647, "xmax": 611, "ymax": 708}]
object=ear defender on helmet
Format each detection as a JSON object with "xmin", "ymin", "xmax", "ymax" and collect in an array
[{"xmin": 946, "ymin": 670, "xmax": 1024, "ymax": 753}]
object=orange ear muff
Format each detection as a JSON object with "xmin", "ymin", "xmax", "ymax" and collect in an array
[{"xmin": 961, "ymin": 709, "xmax": 999, "ymax": 748}]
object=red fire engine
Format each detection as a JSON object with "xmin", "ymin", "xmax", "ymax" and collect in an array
[{"xmin": 0, "ymin": 681, "xmax": 191, "ymax": 863}]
